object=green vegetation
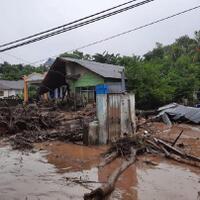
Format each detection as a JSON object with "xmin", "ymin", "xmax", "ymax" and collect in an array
[
  {"xmin": 0, "ymin": 62, "xmax": 47, "ymax": 80},
  {"xmin": 61, "ymin": 31, "xmax": 200, "ymax": 109}
]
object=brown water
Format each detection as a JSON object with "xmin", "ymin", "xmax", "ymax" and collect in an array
[
  {"xmin": 0, "ymin": 145, "xmax": 93, "ymax": 200},
  {"xmin": 0, "ymin": 141, "xmax": 199, "ymax": 200}
]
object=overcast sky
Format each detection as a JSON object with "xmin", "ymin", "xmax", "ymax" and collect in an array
[{"xmin": 0, "ymin": 0, "xmax": 199, "ymax": 65}]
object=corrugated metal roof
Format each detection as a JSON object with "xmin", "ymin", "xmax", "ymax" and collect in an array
[
  {"xmin": 158, "ymin": 103, "xmax": 200, "ymax": 124},
  {"xmin": 0, "ymin": 80, "xmax": 24, "ymax": 90},
  {"xmin": 0, "ymin": 83, "xmax": 10, "ymax": 90},
  {"xmin": 60, "ymin": 57, "xmax": 124, "ymax": 79},
  {"xmin": 27, "ymin": 72, "xmax": 46, "ymax": 83}
]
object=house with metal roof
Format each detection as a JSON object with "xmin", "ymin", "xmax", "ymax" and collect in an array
[
  {"xmin": 0, "ymin": 80, "xmax": 24, "ymax": 98},
  {"xmin": 39, "ymin": 57, "xmax": 125, "ymax": 103}
]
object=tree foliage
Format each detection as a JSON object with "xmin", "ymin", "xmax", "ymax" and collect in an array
[{"xmin": 0, "ymin": 62, "xmax": 47, "ymax": 80}]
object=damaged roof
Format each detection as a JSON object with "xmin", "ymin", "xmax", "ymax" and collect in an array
[
  {"xmin": 60, "ymin": 57, "xmax": 124, "ymax": 79},
  {"xmin": 39, "ymin": 57, "xmax": 124, "ymax": 94},
  {"xmin": 158, "ymin": 103, "xmax": 200, "ymax": 124}
]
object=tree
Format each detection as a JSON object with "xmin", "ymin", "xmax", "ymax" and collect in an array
[{"xmin": 0, "ymin": 62, "xmax": 46, "ymax": 80}]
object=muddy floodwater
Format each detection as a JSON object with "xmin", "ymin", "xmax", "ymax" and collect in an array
[{"xmin": 0, "ymin": 140, "xmax": 199, "ymax": 200}]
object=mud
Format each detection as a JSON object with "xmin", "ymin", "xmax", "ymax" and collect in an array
[
  {"xmin": 153, "ymin": 122, "xmax": 200, "ymax": 156},
  {"xmin": 0, "ymin": 145, "xmax": 91, "ymax": 200},
  {"xmin": 0, "ymin": 122, "xmax": 200, "ymax": 200}
]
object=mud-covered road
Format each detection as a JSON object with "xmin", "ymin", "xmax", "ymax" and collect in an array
[{"xmin": 0, "ymin": 123, "xmax": 200, "ymax": 200}]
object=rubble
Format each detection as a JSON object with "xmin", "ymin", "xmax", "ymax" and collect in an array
[{"xmin": 0, "ymin": 103, "xmax": 96, "ymax": 150}]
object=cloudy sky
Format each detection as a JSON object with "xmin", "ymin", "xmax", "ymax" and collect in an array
[{"xmin": 0, "ymin": 0, "xmax": 199, "ymax": 65}]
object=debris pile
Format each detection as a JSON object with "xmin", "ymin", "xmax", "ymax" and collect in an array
[
  {"xmin": 0, "ymin": 105, "xmax": 57, "ymax": 135},
  {"xmin": 0, "ymin": 104, "xmax": 96, "ymax": 149}
]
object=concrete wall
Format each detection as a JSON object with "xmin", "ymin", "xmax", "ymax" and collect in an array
[
  {"xmin": 74, "ymin": 72, "xmax": 104, "ymax": 88},
  {"xmin": 65, "ymin": 62, "xmax": 104, "ymax": 93}
]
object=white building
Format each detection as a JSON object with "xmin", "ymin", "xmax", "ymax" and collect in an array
[{"xmin": 0, "ymin": 80, "xmax": 24, "ymax": 98}]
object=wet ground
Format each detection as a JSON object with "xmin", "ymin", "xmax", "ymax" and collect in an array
[
  {"xmin": 153, "ymin": 122, "xmax": 200, "ymax": 157},
  {"xmin": 0, "ymin": 122, "xmax": 200, "ymax": 200}
]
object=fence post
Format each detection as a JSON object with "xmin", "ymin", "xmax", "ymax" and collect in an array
[
  {"xmin": 96, "ymin": 94, "xmax": 108, "ymax": 144},
  {"xmin": 129, "ymin": 93, "xmax": 136, "ymax": 134}
]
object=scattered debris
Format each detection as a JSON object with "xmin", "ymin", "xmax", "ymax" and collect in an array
[
  {"xmin": 0, "ymin": 101, "xmax": 199, "ymax": 199},
  {"xmin": 0, "ymin": 104, "xmax": 95, "ymax": 149},
  {"xmin": 171, "ymin": 130, "xmax": 184, "ymax": 146},
  {"xmin": 84, "ymin": 132, "xmax": 200, "ymax": 199},
  {"xmin": 66, "ymin": 177, "xmax": 104, "ymax": 185}
]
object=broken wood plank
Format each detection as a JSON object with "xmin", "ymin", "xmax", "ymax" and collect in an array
[
  {"xmin": 172, "ymin": 130, "xmax": 184, "ymax": 146},
  {"xmin": 167, "ymin": 154, "xmax": 200, "ymax": 168},
  {"xmin": 156, "ymin": 138, "xmax": 200, "ymax": 163}
]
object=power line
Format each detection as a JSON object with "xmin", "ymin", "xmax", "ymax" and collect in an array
[
  {"xmin": 0, "ymin": 0, "xmax": 139, "ymax": 48},
  {"xmin": 74, "ymin": 5, "xmax": 200, "ymax": 50},
  {"xmin": 29, "ymin": 5, "xmax": 200, "ymax": 66},
  {"xmin": 0, "ymin": 0, "xmax": 154, "ymax": 52}
]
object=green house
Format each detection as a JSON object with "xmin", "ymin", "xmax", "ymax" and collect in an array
[{"xmin": 39, "ymin": 57, "xmax": 125, "ymax": 103}]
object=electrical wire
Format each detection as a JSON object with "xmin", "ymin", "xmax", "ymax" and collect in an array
[
  {"xmin": 0, "ymin": 0, "xmax": 139, "ymax": 48},
  {"xmin": 29, "ymin": 5, "xmax": 200, "ymax": 65},
  {"xmin": 0, "ymin": 0, "xmax": 154, "ymax": 52}
]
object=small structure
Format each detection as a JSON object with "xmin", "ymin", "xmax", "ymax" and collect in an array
[
  {"xmin": 0, "ymin": 80, "xmax": 24, "ymax": 98},
  {"xmin": 95, "ymin": 92, "xmax": 136, "ymax": 144},
  {"xmin": 38, "ymin": 57, "xmax": 125, "ymax": 103}
]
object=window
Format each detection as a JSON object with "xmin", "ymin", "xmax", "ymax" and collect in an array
[
  {"xmin": 76, "ymin": 86, "xmax": 96, "ymax": 103},
  {"xmin": 0, "ymin": 91, "xmax": 4, "ymax": 96}
]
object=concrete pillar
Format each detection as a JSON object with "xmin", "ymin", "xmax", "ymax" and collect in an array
[
  {"xmin": 55, "ymin": 88, "xmax": 59, "ymax": 99},
  {"xmin": 87, "ymin": 121, "xmax": 99, "ymax": 145},
  {"xmin": 96, "ymin": 94, "xmax": 108, "ymax": 144},
  {"xmin": 120, "ymin": 94, "xmax": 131, "ymax": 136},
  {"xmin": 121, "ymin": 69, "xmax": 126, "ymax": 93},
  {"xmin": 129, "ymin": 93, "xmax": 136, "ymax": 134}
]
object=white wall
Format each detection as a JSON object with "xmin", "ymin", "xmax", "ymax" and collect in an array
[{"xmin": 0, "ymin": 89, "xmax": 23, "ymax": 98}]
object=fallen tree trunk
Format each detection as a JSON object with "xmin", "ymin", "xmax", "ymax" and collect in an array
[
  {"xmin": 84, "ymin": 148, "xmax": 136, "ymax": 200},
  {"xmin": 98, "ymin": 152, "xmax": 118, "ymax": 168}
]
